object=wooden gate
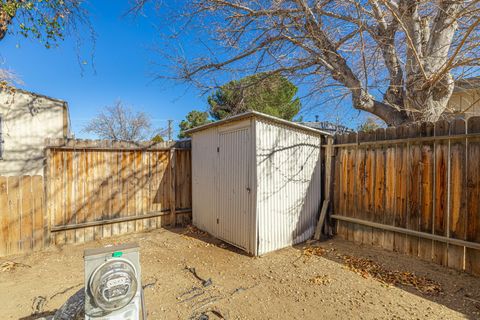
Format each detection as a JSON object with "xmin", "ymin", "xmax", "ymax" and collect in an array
[{"xmin": 45, "ymin": 139, "xmax": 192, "ymax": 245}]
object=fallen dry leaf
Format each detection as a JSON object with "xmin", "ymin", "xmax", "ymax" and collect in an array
[
  {"xmin": 183, "ymin": 225, "xmax": 208, "ymax": 237},
  {"xmin": 309, "ymin": 274, "xmax": 332, "ymax": 285},
  {"xmin": 342, "ymin": 255, "xmax": 442, "ymax": 295},
  {"xmin": 302, "ymin": 246, "xmax": 334, "ymax": 259}
]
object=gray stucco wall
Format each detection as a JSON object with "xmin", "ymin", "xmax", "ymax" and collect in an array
[{"xmin": 0, "ymin": 89, "xmax": 68, "ymax": 176}]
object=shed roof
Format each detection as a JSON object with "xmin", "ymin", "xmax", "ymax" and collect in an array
[{"xmin": 184, "ymin": 111, "xmax": 332, "ymax": 136}]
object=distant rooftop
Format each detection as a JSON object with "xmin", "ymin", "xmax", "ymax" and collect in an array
[
  {"xmin": 453, "ymin": 77, "xmax": 480, "ymax": 93},
  {"xmin": 300, "ymin": 121, "xmax": 354, "ymax": 134}
]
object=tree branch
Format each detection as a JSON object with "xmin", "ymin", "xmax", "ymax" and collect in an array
[{"xmin": 0, "ymin": 2, "xmax": 16, "ymax": 41}]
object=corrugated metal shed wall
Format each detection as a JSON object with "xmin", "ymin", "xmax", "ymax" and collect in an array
[
  {"xmin": 191, "ymin": 119, "xmax": 256, "ymax": 254},
  {"xmin": 192, "ymin": 115, "xmax": 323, "ymax": 256},
  {"xmin": 191, "ymin": 127, "xmax": 218, "ymax": 234},
  {"xmin": 216, "ymin": 125, "xmax": 253, "ymax": 251},
  {"xmin": 255, "ymin": 119, "xmax": 322, "ymax": 255}
]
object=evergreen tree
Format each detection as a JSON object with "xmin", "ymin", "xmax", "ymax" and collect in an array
[{"xmin": 208, "ymin": 73, "xmax": 301, "ymax": 121}]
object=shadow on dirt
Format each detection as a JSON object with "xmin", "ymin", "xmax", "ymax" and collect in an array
[
  {"xmin": 169, "ymin": 226, "xmax": 251, "ymax": 257},
  {"xmin": 294, "ymin": 238, "xmax": 480, "ymax": 320},
  {"xmin": 18, "ymin": 310, "xmax": 56, "ymax": 320}
]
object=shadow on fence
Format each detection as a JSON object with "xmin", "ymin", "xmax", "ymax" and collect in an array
[
  {"xmin": 0, "ymin": 139, "xmax": 192, "ymax": 257},
  {"xmin": 330, "ymin": 116, "xmax": 480, "ymax": 276}
]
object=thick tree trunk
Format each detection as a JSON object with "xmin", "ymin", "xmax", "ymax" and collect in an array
[
  {"xmin": 402, "ymin": 0, "xmax": 461, "ymax": 123},
  {"xmin": 408, "ymin": 74, "xmax": 455, "ymax": 122}
]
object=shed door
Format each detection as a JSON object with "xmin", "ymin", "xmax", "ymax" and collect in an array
[{"xmin": 216, "ymin": 127, "xmax": 251, "ymax": 251}]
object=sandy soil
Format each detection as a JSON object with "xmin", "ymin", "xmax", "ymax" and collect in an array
[{"xmin": 1, "ymin": 227, "xmax": 480, "ymax": 320}]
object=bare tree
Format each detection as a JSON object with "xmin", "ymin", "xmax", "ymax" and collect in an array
[
  {"xmin": 0, "ymin": 67, "xmax": 19, "ymax": 89},
  {"xmin": 140, "ymin": 0, "xmax": 480, "ymax": 125},
  {"xmin": 83, "ymin": 101, "xmax": 153, "ymax": 141}
]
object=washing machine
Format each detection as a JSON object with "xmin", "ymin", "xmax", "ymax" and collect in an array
[{"xmin": 84, "ymin": 243, "xmax": 145, "ymax": 319}]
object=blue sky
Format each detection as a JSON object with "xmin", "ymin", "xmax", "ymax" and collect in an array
[{"xmin": 0, "ymin": 0, "xmax": 363, "ymax": 139}]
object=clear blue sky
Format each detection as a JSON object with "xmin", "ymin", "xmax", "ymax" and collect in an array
[{"xmin": 0, "ymin": 0, "xmax": 364, "ymax": 139}]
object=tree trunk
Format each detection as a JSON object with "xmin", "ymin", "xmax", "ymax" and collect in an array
[{"xmin": 409, "ymin": 74, "xmax": 455, "ymax": 122}]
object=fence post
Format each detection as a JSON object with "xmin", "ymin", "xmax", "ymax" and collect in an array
[
  {"xmin": 315, "ymin": 136, "xmax": 333, "ymax": 240},
  {"xmin": 170, "ymin": 148, "xmax": 176, "ymax": 226},
  {"xmin": 44, "ymin": 138, "xmax": 52, "ymax": 247}
]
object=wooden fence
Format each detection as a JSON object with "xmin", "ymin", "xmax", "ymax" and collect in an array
[
  {"xmin": 0, "ymin": 139, "xmax": 192, "ymax": 257},
  {"xmin": 0, "ymin": 176, "xmax": 45, "ymax": 256},
  {"xmin": 4, "ymin": 123, "xmax": 480, "ymax": 278},
  {"xmin": 331, "ymin": 116, "xmax": 480, "ymax": 275}
]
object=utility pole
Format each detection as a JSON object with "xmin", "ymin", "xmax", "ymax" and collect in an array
[{"xmin": 167, "ymin": 120, "xmax": 173, "ymax": 141}]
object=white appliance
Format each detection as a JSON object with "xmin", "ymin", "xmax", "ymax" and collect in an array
[{"xmin": 84, "ymin": 243, "xmax": 145, "ymax": 319}]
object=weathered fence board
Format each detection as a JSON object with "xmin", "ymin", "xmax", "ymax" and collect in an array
[
  {"xmin": 434, "ymin": 120, "xmax": 448, "ymax": 266},
  {"xmin": 363, "ymin": 132, "xmax": 375, "ymax": 245},
  {"xmin": 384, "ymin": 127, "xmax": 396, "ymax": 252},
  {"xmin": 373, "ymin": 128, "xmax": 386, "ymax": 248},
  {"xmin": 0, "ymin": 176, "xmax": 46, "ymax": 256},
  {"xmin": 448, "ymin": 119, "xmax": 467, "ymax": 270},
  {"xmin": 466, "ymin": 117, "xmax": 480, "ymax": 274},
  {"xmin": 394, "ymin": 126, "xmax": 408, "ymax": 255},
  {"xmin": 332, "ymin": 117, "xmax": 480, "ymax": 275}
]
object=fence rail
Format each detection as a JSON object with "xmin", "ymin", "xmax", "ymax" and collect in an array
[{"xmin": 331, "ymin": 116, "xmax": 480, "ymax": 275}]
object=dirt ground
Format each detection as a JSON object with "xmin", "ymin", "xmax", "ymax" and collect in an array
[{"xmin": 1, "ymin": 227, "xmax": 480, "ymax": 320}]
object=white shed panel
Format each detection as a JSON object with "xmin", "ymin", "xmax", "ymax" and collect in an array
[
  {"xmin": 188, "ymin": 111, "xmax": 329, "ymax": 255},
  {"xmin": 191, "ymin": 127, "xmax": 218, "ymax": 233},
  {"xmin": 191, "ymin": 119, "xmax": 256, "ymax": 253},
  {"xmin": 255, "ymin": 119, "xmax": 322, "ymax": 255},
  {"xmin": 217, "ymin": 125, "xmax": 253, "ymax": 251}
]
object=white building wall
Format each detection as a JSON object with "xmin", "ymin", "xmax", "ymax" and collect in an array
[
  {"xmin": 255, "ymin": 119, "xmax": 322, "ymax": 255},
  {"xmin": 0, "ymin": 90, "xmax": 68, "ymax": 176},
  {"xmin": 448, "ymin": 88, "xmax": 480, "ymax": 117},
  {"xmin": 191, "ymin": 126, "xmax": 218, "ymax": 234}
]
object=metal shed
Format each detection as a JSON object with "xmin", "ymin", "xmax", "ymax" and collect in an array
[{"xmin": 187, "ymin": 111, "xmax": 330, "ymax": 255}]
